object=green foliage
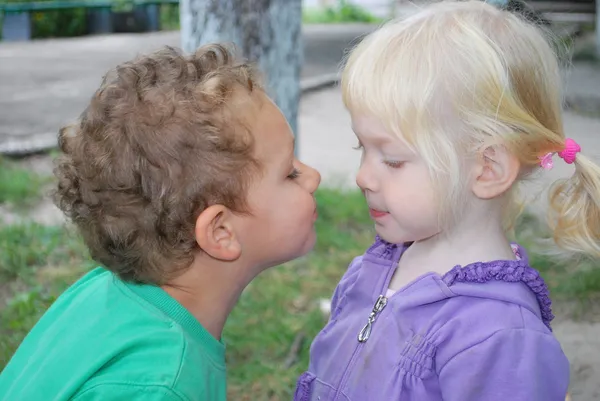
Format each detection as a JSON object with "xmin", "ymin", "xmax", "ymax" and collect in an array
[
  {"xmin": 31, "ymin": 7, "xmax": 87, "ymax": 38},
  {"xmin": 303, "ymin": 0, "xmax": 382, "ymax": 24},
  {"xmin": 0, "ymin": 0, "xmax": 180, "ymax": 39},
  {"xmin": 0, "ymin": 0, "xmax": 87, "ymax": 38},
  {"xmin": 159, "ymin": 3, "xmax": 178, "ymax": 30}
]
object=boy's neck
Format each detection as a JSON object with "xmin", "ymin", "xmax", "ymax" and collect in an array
[
  {"xmin": 161, "ymin": 257, "xmax": 254, "ymax": 341},
  {"xmin": 393, "ymin": 201, "xmax": 516, "ymax": 289}
]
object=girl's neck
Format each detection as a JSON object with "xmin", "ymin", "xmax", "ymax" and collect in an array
[{"xmin": 390, "ymin": 204, "xmax": 516, "ymax": 291}]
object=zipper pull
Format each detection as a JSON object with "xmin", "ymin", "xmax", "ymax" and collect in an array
[{"xmin": 357, "ymin": 295, "xmax": 388, "ymax": 343}]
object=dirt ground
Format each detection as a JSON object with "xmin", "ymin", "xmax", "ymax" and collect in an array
[{"xmin": 555, "ymin": 320, "xmax": 600, "ymax": 400}]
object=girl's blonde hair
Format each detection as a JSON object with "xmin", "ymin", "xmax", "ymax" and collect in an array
[{"xmin": 341, "ymin": 0, "xmax": 600, "ymax": 258}]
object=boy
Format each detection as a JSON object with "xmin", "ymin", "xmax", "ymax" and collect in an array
[{"xmin": 0, "ymin": 44, "xmax": 320, "ymax": 400}]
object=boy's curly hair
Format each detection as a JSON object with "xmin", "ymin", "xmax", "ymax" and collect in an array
[{"xmin": 54, "ymin": 44, "xmax": 263, "ymax": 284}]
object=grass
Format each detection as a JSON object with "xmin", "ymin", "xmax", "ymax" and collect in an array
[
  {"xmin": 0, "ymin": 223, "xmax": 93, "ymax": 365},
  {"xmin": 0, "ymin": 187, "xmax": 374, "ymax": 399},
  {"xmin": 0, "ymin": 187, "xmax": 599, "ymax": 399},
  {"xmin": 510, "ymin": 212, "xmax": 600, "ymax": 317},
  {"xmin": 0, "ymin": 157, "xmax": 49, "ymax": 207}
]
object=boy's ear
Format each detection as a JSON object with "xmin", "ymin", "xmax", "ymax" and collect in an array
[
  {"xmin": 471, "ymin": 145, "xmax": 520, "ymax": 200},
  {"xmin": 195, "ymin": 205, "xmax": 242, "ymax": 261}
]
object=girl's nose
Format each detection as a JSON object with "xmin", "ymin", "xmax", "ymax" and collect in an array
[{"xmin": 356, "ymin": 162, "xmax": 375, "ymax": 192}]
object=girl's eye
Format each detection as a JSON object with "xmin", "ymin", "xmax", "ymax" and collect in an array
[
  {"xmin": 384, "ymin": 160, "xmax": 404, "ymax": 169},
  {"xmin": 353, "ymin": 142, "xmax": 364, "ymax": 150},
  {"xmin": 287, "ymin": 168, "xmax": 301, "ymax": 179}
]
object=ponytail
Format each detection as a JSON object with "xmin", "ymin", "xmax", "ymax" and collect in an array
[{"xmin": 547, "ymin": 153, "xmax": 600, "ymax": 258}]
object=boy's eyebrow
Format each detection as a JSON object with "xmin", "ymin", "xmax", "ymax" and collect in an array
[{"xmin": 281, "ymin": 139, "xmax": 295, "ymax": 167}]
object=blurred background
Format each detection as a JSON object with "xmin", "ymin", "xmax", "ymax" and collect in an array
[{"xmin": 0, "ymin": 0, "xmax": 599, "ymax": 399}]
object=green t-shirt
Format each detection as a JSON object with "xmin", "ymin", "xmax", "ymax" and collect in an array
[{"xmin": 0, "ymin": 268, "xmax": 226, "ymax": 400}]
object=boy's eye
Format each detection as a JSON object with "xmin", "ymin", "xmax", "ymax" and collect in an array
[
  {"xmin": 384, "ymin": 160, "xmax": 404, "ymax": 169},
  {"xmin": 287, "ymin": 168, "xmax": 301, "ymax": 179}
]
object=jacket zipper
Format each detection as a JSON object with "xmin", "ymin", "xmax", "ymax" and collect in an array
[
  {"xmin": 357, "ymin": 295, "xmax": 387, "ymax": 342},
  {"xmin": 331, "ymin": 294, "xmax": 388, "ymax": 401},
  {"xmin": 332, "ymin": 259, "xmax": 397, "ymax": 401}
]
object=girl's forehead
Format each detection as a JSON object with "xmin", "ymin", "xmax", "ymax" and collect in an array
[
  {"xmin": 351, "ymin": 114, "xmax": 413, "ymax": 150},
  {"xmin": 351, "ymin": 114, "xmax": 387, "ymax": 136}
]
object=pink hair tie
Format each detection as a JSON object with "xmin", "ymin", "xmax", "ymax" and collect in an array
[
  {"xmin": 558, "ymin": 138, "xmax": 581, "ymax": 164},
  {"xmin": 538, "ymin": 138, "xmax": 581, "ymax": 170}
]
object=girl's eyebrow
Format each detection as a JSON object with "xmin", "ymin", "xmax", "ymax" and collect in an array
[
  {"xmin": 371, "ymin": 136, "xmax": 394, "ymax": 147},
  {"xmin": 355, "ymin": 131, "xmax": 395, "ymax": 147},
  {"xmin": 355, "ymin": 132, "xmax": 414, "ymax": 156}
]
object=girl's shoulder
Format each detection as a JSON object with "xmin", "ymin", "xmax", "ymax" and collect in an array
[{"xmin": 338, "ymin": 235, "xmax": 402, "ymax": 286}]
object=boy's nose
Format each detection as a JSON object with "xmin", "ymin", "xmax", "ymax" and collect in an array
[
  {"xmin": 307, "ymin": 166, "xmax": 321, "ymax": 194},
  {"xmin": 301, "ymin": 163, "xmax": 321, "ymax": 194}
]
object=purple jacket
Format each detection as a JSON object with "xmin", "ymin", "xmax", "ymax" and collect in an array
[{"xmin": 294, "ymin": 237, "xmax": 569, "ymax": 401}]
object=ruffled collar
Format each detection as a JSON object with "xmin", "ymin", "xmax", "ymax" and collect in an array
[{"xmin": 366, "ymin": 236, "xmax": 554, "ymax": 330}]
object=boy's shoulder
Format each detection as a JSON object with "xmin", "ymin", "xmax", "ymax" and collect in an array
[
  {"xmin": 74, "ymin": 328, "xmax": 226, "ymax": 400},
  {"xmin": 72, "ymin": 269, "xmax": 227, "ymax": 400},
  {"xmin": 0, "ymin": 268, "xmax": 226, "ymax": 401}
]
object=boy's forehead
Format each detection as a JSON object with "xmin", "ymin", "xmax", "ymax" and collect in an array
[
  {"xmin": 230, "ymin": 88, "xmax": 263, "ymax": 121},
  {"xmin": 250, "ymin": 97, "xmax": 294, "ymax": 159},
  {"xmin": 227, "ymin": 89, "xmax": 292, "ymax": 158}
]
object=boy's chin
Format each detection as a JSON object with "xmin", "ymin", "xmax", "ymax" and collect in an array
[
  {"xmin": 288, "ymin": 229, "xmax": 317, "ymax": 261},
  {"xmin": 261, "ymin": 230, "xmax": 317, "ymax": 270}
]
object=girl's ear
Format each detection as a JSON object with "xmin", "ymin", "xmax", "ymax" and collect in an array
[
  {"xmin": 471, "ymin": 145, "xmax": 520, "ymax": 200},
  {"xmin": 194, "ymin": 205, "xmax": 242, "ymax": 261}
]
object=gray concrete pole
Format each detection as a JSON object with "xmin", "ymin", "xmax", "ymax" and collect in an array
[
  {"xmin": 179, "ymin": 0, "xmax": 303, "ymax": 140},
  {"xmin": 597, "ymin": 0, "xmax": 600, "ymax": 57}
]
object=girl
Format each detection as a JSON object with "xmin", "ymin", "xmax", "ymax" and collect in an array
[{"xmin": 295, "ymin": 1, "xmax": 598, "ymax": 400}]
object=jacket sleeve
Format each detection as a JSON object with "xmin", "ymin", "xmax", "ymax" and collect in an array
[{"xmin": 438, "ymin": 328, "xmax": 570, "ymax": 401}]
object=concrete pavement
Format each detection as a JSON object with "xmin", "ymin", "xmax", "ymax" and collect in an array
[{"xmin": 0, "ymin": 24, "xmax": 375, "ymax": 154}]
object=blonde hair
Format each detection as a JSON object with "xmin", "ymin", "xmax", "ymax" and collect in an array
[{"xmin": 341, "ymin": 0, "xmax": 600, "ymax": 258}]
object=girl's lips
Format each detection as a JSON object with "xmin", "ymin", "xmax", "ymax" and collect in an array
[{"xmin": 369, "ymin": 208, "xmax": 389, "ymax": 219}]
